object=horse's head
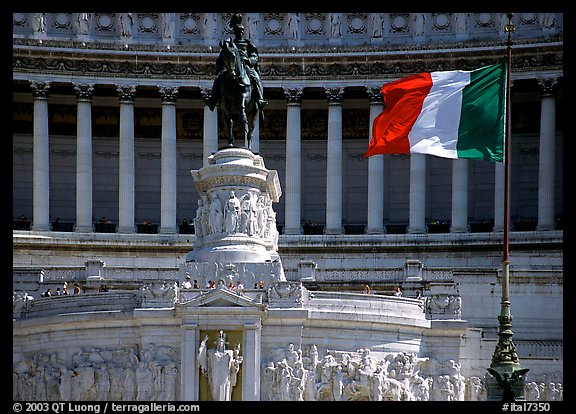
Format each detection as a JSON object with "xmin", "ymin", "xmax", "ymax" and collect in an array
[
  {"xmin": 219, "ymin": 39, "xmax": 249, "ymax": 86},
  {"xmin": 219, "ymin": 40, "xmax": 237, "ymax": 75}
]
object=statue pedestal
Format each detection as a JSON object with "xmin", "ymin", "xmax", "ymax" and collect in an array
[{"xmin": 184, "ymin": 147, "xmax": 285, "ymax": 287}]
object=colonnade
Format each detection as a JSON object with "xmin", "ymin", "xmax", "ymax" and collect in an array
[{"xmin": 27, "ymin": 79, "xmax": 559, "ymax": 235}]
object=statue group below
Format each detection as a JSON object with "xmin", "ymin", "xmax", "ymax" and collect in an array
[
  {"xmin": 208, "ymin": 13, "xmax": 267, "ymax": 150},
  {"xmin": 194, "ymin": 190, "xmax": 278, "ymax": 248}
]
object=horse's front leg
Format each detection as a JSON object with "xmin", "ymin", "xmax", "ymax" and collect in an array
[
  {"xmin": 239, "ymin": 100, "xmax": 249, "ymax": 149},
  {"xmin": 246, "ymin": 110, "xmax": 256, "ymax": 151},
  {"xmin": 242, "ymin": 116, "xmax": 250, "ymax": 149}
]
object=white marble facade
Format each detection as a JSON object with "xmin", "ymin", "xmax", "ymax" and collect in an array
[
  {"xmin": 12, "ymin": 12, "xmax": 563, "ymax": 402},
  {"xmin": 13, "ymin": 144, "xmax": 563, "ymax": 401},
  {"xmin": 12, "ymin": 288, "xmax": 563, "ymax": 401}
]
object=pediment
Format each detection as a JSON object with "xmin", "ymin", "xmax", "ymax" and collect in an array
[{"xmin": 179, "ymin": 286, "xmax": 265, "ymax": 309}]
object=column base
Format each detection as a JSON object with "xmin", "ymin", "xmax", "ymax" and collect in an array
[
  {"xmin": 74, "ymin": 225, "xmax": 94, "ymax": 233},
  {"xmin": 117, "ymin": 226, "xmax": 136, "ymax": 234},
  {"xmin": 450, "ymin": 226, "xmax": 468, "ymax": 233},
  {"xmin": 158, "ymin": 227, "xmax": 178, "ymax": 234},
  {"xmin": 283, "ymin": 227, "xmax": 302, "ymax": 235},
  {"xmin": 536, "ymin": 224, "xmax": 554, "ymax": 231},
  {"xmin": 407, "ymin": 227, "xmax": 426, "ymax": 234}
]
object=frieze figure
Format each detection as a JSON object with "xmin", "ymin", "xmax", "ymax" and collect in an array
[
  {"xmin": 224, "ymin": 191, "xmax": 241, "ymax": 234},
  {"xmin": 208, "ymin": 192, "xmax": 224, "ymax": 234},
  {"xmin": 120, "ymin": 13, "xmax": 133, "ymax": 38}
]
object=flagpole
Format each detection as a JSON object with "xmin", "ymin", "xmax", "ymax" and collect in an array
[{"xmin": 486, "ymin": 13, "xmax": 529, "ymax": 402}]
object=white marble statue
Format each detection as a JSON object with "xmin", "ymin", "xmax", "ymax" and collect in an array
[
  {"xmin": 198, "ymin": 331, "xmax": 243, "ymax": 401},
  {"xmin": 224, "ymin": 191, "xmax": 241, "ymax": 234},
  {"xmin": 208, "ymin": 192, "xmax": 224, "ymax": 234}
]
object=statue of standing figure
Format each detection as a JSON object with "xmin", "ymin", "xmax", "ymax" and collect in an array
[{"xmin": 198, "ymin": 330, "xmax": 243, "ymax": 401}]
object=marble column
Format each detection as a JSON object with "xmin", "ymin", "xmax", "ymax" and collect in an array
[
  {"xmin": 324, "ymin": 87, "xmax": 344, "ymax": 235},
  {"xmin": 73, "ymin": 83, "xmax": 95, "ymax": 232},
  {"xmin": 366, "ymin": 87, "xmax": 385, "ymax": 234},
  {"xmin": 408, "ymin": 153, "xmax": 427, "ymax": 233},
  {"xmin": 180, "ymin": 323, "xmax": 199, "ymax": 401},
  {"xmin": 536, "ymin": 78, "xmax": 557, "ymax": 231},
  {"xmin": 117, "ymin": 85, "xmax": 136, "ymax": 233},
  {"xmin": 200, "ymin": 88, "xmax": 218, "ymax": 167},
  {"xmin": 30, "ymin": 81, "xmax": 51, "ymax": 231},
  {"xmin": 242, "ymin": 322, "xmax": 261, "ymax": 401},
  {"xmin": 283, "ymin": 87, "xmax": 303, "ymax": 235},
  {"xmin": 158, "ymin": 86, "xmax": 178, "ymax": 234},
  {"xmin": 450, "ymin": 159, "xmax": 469, "ymax": 232}
]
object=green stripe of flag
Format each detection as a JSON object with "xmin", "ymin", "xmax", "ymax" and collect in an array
[{"xmin": 457, "ymin": 63, "xmax": 507, "ymax": 162}]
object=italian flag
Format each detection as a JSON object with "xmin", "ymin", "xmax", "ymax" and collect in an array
[{"xmin": 364, "ymin": 63, "xmax": 507, "ymax": 162}]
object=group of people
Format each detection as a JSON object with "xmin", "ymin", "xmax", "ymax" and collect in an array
[
  {"xmin": 41, "ymin": 282, "xmax": 82, "ymax": 297},
  {"xmin": 181, "ymin": 275, "xmax": 201, "ymax": 289},
  {"xmin": 181, "ymin": 275, "xmax": 265, "ymax": 290}
]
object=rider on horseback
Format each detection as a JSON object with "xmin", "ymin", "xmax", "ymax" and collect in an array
[{"xmin": 208, "ymin": 13, "xmax": 267, "ymax": 112}]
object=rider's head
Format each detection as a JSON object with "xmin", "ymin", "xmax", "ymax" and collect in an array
[
  {"xmin": 229, "ymin": 13, "xmax": 245, "ymax": 40},
  {"xmin": 233, "ymin": 24, "xmax": 244, "ymax": 39}
]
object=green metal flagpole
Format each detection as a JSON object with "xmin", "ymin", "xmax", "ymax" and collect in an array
[{"xmin": 485, "ymin": 13, "xmax": 530, "ymax": 402}]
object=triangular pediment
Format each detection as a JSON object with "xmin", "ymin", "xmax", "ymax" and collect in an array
[{"xmin": 179, "ymin": 286, "xmax": 265, "ymax": 309}]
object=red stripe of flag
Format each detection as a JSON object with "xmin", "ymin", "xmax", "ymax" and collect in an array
[{"xmin": 364, "ymin": 72, "xmax": 433, "ymax": 158}]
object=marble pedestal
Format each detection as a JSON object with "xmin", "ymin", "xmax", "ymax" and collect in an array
[{"xmin": 183, "ymin": 148, "xmax": 285, "ymax": 287}]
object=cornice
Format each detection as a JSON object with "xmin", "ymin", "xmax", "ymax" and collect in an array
[{"xmin": 13, "ymin": 42, "xmax": 563, "ymax": 84}]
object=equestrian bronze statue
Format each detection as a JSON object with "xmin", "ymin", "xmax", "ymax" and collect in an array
[{"xmin": 208, "ymin": 13, "xmax": 267, "ymax": 150}]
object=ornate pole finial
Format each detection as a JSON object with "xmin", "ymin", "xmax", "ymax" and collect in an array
[{"xmin": 505, "ymin": 13, "xmax": 515, "ymax": 46}]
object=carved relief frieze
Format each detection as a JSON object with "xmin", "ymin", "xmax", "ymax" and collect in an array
[
  {"xmin": 305, "ymin": 13, "xmax": 326, "ymax": 36},
  {"xmin": 13, "ymin": 13, "xmax": 28, "ymax": 28},
  {"xmin": 95, "ymin": 13, "xmax": 116, "ymax": 32},
  {"xmin": 431, "ymin": 13, "xmax": 453, "ymax": 33},
  {"xmin": 347, "ymin": 13, "xmax": 367, "ymax": 35},
  {"xmin": 51, "ymin": 13, "xmax": 72, "ymax": 30},
  {"xmin": 389, "ymin": 14, "xmax": 410, "ymax": 34},
  {"xmin": 137, "ymin": 14, "xmax": 158, "ymax": 34},
  {"xmin": 264, "ymin": 14, "xmax": 284, "ymax": 36},
  {"xmin": 13, "ymin": 344, "xmax": 180, "ymax": 401},
  {"xmin": 261, "ymin": 344, "xmax": 563, "ymax": 401},
  {"xmin": 179, "ymin": 14, "xmax": 200, "ymax": 36}
]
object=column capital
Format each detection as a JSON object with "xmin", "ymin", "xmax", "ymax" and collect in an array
[
  {"xmin": 366, "ymin": 86, "xmax": 383, "ymax": 104},
  {"xmin": 537, "ymin": 77, "xmax": 558, "ymax": 97},
  {"xmin": 30, "ymin": 80, "xmax": 50, "ymax": 99},
  {"xmin": 117, "ymin": 85, "xmax": 137, "ymax": 103},
  {"xmin": 159, "ymin": 86, "xmax": 179, "ymax": 103},
  {"xmin": 73, "ymin": 83, "xmax": 94, "ymax": 101},
  {"xmin": 324, "ymin": 86, "xmax": 345, "ymax": 104},
  {"xmin": 200, "ymin": 87, "xmax": 212, "ymax": 105},
  {"xmin": 283, "ymin": 87, "xmax": 303, "ymax": 104}
]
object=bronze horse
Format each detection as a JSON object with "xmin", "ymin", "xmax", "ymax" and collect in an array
[{"xmin": 218, "ymin": 39, "xmax": 261, "ymax": 149}]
